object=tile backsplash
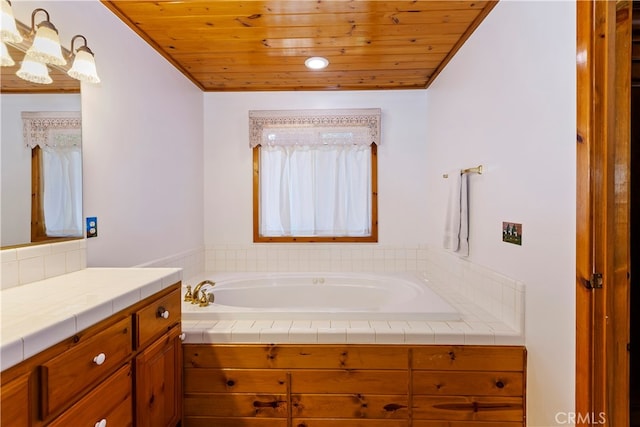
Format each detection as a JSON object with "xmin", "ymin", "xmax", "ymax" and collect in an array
[
  {"xmin": 205, "ymin": 244, "xmax": 428, "ymax": 273},
  {"xmin": 1, "ymin": 240, "xmax": 87, "ymax": 290}
]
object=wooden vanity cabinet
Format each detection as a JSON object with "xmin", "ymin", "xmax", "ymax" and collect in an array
[
  {"xmin": 0, "ymin": 282, "xmax": 182, "ymax": 427},
  {"xmin": 0, "ymin": 372, "xmax": 30, "ymax": 427}
]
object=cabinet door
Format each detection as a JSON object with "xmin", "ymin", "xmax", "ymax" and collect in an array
[
  {"xmin": 135, "ymin": 326, "xmax": 182, "ymax": 427},
  {"xmin": 0, "ymin": 373, "xmax": 30, "ymax": 427}
]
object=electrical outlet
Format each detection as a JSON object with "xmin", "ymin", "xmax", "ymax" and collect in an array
[
  {"xmin": 502, "ymin": 222, "xmax": 522, "ymax": 245},
  {"xmin": 86, "ymin": 217, "xmax": 98, "ymax": 238}
]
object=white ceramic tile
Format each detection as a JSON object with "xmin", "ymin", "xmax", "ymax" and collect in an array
[
  {"xmin": 0, "ymin": 338, "xmax": 23, "ymax": 371},
  {"xmin": 433, "ymin": 330, "xmax": 465, "ymax": 345},
  {"xmin": 494, "ymin": 334, "xmax": 525, "ymax": 345},
  {"xmin": 349, "ymin": 320, "xmax": 370, "ymax": 329},
  {"xmin": 50, "ymin": 240, "xmax": 81, "ymax": 254},
  {"xmin": 44, "ymin": 252, "xmax": 67, "ymax": 278},
  {"xmin": 345, "ymin": 328, "xmax": 376, "ymax": 343},
  {"xmin": 374, "ymin": 329, "xmax": 405, "ymax": 344},
  {"xmin": 22, "ymin": 316, "xmax": 76, "ymax": 359},
  {"xmin": 204, "ymin": 329, "xmax": 233, "ymax": 343},
  {"xmin": 404, "ymin": 329, "xmax": 435, "ymax": 344},
  {"xmin": 16, "ymin": 244, "xmax": 51, "ymax": 260},
  {"xmin": 231, "ymin": 328, "xmax": 261, "ymax": 343},
  {"xmin": 76, "ymin": 300, "xmax": 114, "ymax": 331},
  {"xmin": 112, "ymin": 288, "xmax": 142, "ymax": 313},
  {"xmin": 19, "ymin": 256, "xmax": 45, "ymax": 284},
  {"xmin": 259, "ymin": 328, "xmax": 290, "ymax": 343},
  {"xmin": 288, "ymin": 328, "xmax": 318, "ymax": 343},
  {"xmin": 140, "ymin": 279, "xmax": 163, "ymax": 299},
  {"xmin": 0, "ymin": 249, "xmax": 17, "ymax": 262},
  {"xmin": 317, "ymin": 328, "xmax": 346, "ymax": 343},
  {"xmin": 464, "ymin": 332, "xmax": 495, "ymax": 345},
  {"xmin": 1, "ymin": 260, "xmax": 19, "ymax": 290}
]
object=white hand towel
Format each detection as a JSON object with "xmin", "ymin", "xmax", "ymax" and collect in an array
[{"xmin": 443, "ymin": 172, "xmax": 469, "ymax": 257}]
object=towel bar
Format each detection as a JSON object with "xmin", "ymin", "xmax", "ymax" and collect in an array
[{"xmin": 442, "ymin": 165, "xmax": 483, "ymax": 178}]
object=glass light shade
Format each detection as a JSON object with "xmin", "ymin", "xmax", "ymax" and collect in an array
[
  {"xmin": 26, "ymin": 22, "xmax": 66, "ymax": 65},
  {"xmin": 1, "ymin": 41, "xmax": 14, "ymax": 66},
  {"xmin": 16, "ymin": 57, "xmax": 52, "ymax": 84},
  {"xmin": 68, "ymin": 47, "xmax": 100, "ymax": 83},
  {"xmin": 305, "ymin": 56, "xmax": 329, "ymax": 70},
  {"xmin": 1, "ymin": 0, "xmax": 22, "ymax": 43}
]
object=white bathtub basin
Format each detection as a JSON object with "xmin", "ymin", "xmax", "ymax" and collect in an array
[{"xmin": 182, "ymin": 272, "xmax": 459, "ymax": 321}]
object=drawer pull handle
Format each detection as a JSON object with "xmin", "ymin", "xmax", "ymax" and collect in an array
[
  {"xmin": 157, "ymin": 306, "xmax": 170, "ymax": 319},
  {"xmin": 94, "ymin": 419, "xmax": 107, "ymax": 427},
  {"xmin": 93, "ymin": 353, "xmax": 106, "ymax": 365},
  {"xmin": 179, "ymin": 333, "xmax": 186, "ymax": 341}
]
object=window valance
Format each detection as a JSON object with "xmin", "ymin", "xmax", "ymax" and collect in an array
[
  {"xmin": 22, "ymin": 111, "xmax": 82, "ymax": 149},
  {"xmin": 249, "ymin": 108, "xmax": 381, "ymax": 148}
]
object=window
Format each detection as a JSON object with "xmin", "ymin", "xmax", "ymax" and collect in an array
[{"xmin": 250, "ymin": 109, "xmax": 380, "ymax": 243}]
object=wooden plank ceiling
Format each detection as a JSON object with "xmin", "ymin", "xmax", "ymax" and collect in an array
[{"xmin": 101, "ymin": 0, "xmax": 497, "ymax": 91}]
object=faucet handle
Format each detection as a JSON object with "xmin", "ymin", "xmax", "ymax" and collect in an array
[
  {"xmin": 184, "ymin": 285, "xmax": 193, "ymax": 302},
  {"xmin": 198, "ymin": 291, "xmax": 210, "ymax": 307}
]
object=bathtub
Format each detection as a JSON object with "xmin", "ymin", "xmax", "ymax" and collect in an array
[{"xmin": 182, "ymin": 272, "xmax": 460, "ymax": 321}]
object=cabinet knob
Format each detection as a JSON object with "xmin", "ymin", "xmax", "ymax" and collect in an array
[
  {"xmin": 93, "ymin": 353, "xmax": 106, "ymax": 365},
  {"xmin": 157, "ymin": 306, "xmax": 170, "ymax": 319},
  {"xmin": 94, "ymin": 418, "xmax": 107, "ymax": 427},
  {"xmin": 179, "ymin": 333, "xmax": 186, "ymax": 341}
]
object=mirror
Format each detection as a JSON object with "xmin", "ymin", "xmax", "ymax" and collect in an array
[{"xmin": 1, "ymin": 25, "xmax": 82, "ymax": 248}]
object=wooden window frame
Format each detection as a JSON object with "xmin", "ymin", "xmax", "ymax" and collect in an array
[{"xmin": 252, "ymin": 143, "xmax": 378, "ymax": 243}]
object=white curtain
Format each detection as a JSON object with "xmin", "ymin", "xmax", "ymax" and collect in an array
[
  {"xmin": 260, "ymin": 144, "xmax": 371, "ymax": 237},
  {"xmin": 41, "ymin": 144, "xmax": 83, "ymax": 237}
]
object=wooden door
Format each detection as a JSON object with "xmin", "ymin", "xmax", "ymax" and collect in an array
[{"xmin": 576, "ymin": 1, "xmax": 631, "ymax": 425}]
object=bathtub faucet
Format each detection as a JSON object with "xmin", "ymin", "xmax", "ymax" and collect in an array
[{"xmin": 185, "ymin": 280, "xmax": 216, "ymax": 307}]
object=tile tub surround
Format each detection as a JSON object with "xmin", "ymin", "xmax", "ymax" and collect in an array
[
  {"xmin": 0, "ymin": 267, "xmax": 182, "ymax": 371},
  {"xmin": 202, "ymin": 244, "xmax": 525, "ymax": 334},
  {"xmin": 181, "ymin": 268, "xmax": 524, "ymax": 346},
  {"xmin": 1, "ymin": 240, "xmax": 87, "ymax": 290}
]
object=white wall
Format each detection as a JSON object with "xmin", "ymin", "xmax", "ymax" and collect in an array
[
  {"xmin": 1, "ymin": 94, "xmax": 80, "ymax": 246},
  {"xmin": 203, "ymin": 91, "xmax": 429, "ymax": 247},
  {"xmin": 10, "ymin": 1, "xmax": 205, "ymax": 267},
  {"xmin": 424, "ymin": 2, "xmax": 576, "ymax": 426}
]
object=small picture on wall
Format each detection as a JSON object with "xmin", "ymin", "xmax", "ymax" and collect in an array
[{"xmin": 502, "ymin": 222, "xmax": 522, "ymax": 246}]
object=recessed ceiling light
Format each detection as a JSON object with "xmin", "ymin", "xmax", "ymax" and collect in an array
[{"xmin": 305, "ymin": 56, "xmax": 329, "ymax": 70}]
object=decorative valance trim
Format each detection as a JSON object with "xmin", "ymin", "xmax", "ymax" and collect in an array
[
  {"xmin": 22, "ymin": 111, "xmax": 82, "ymax": 149},
  {"xmin": 249, "ymin": 108, "xmax": 381, "ymax": 148}
]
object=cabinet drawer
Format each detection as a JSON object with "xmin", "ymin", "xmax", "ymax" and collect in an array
[
  {"xmin": 40, "ymin": 317, "xmax": 132, "ymax": 418},
  {"xmin": 47, "ymin": 363, "xmax": 133, "ymax": 427},
  {"xmin": 136, "ymin": 288, "xmax": 181, "ymax": 349}
]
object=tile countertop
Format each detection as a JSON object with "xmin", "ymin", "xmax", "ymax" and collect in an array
[{"xmin": 0, "ymin": 267, "xmax": 182, "ymax": 371}]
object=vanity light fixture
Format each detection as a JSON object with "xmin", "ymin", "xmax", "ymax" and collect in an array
[
  {"xmin": 25, "ymin": 8, "xmax": 66, "ymax": 66},
  {"xmin": 1, "ymin": 41, "xmax": 14, "ymax": 66},
  {"xmin": 1, "ymin": 0, "xmax": 22, "ymax": 43},
  {"xmin": 0, "ymin": 2, "xmax": 101, "ymax": 85},
  {"xmin": 304, "ymin": 56, "xmax": 329, "ymax": 70},
  {"xmin": 16, "ymin": 55, "xmax": 52, "ymax": 84},
  {"xmin": 67, "ymin": 34, "xmax": 100, "ymax": 83}
]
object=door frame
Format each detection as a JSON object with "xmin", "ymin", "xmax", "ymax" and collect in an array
[{"xmin": 576, "ymin": 1, "xmax": 631, "ymax": 426}]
